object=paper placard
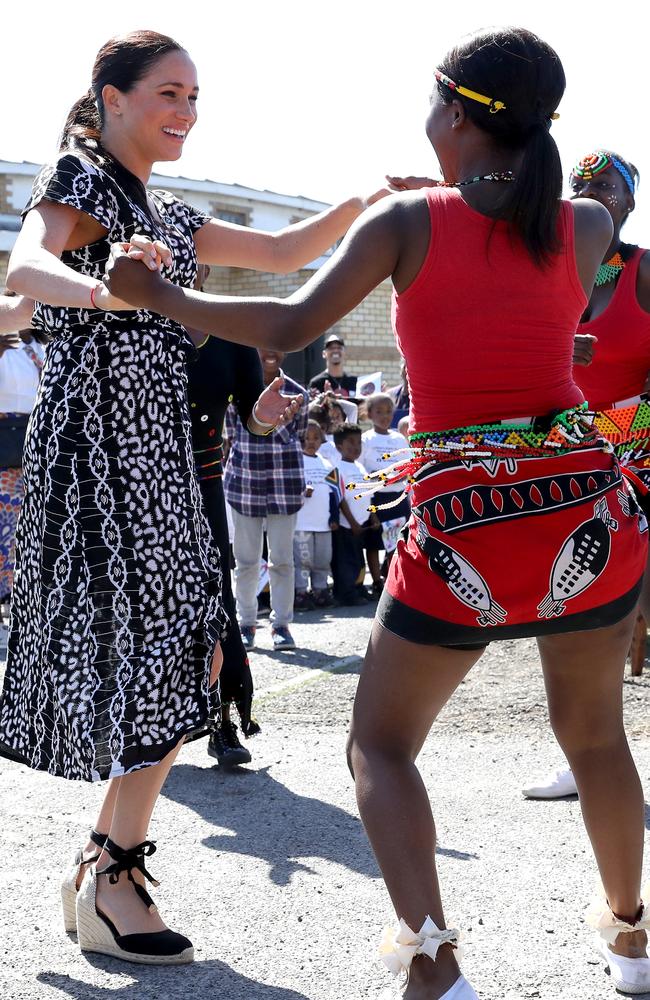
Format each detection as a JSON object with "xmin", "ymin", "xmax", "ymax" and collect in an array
[
  {"xmin": 355, "ymin": 371, "xmax": 382, "ymax": 398},
  {"xmin": 381, "ymin": 517, "xmax": 407, "ymax": 554}
]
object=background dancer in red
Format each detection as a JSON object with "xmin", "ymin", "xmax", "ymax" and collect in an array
[
  {"xmin": 522, "ymin": 154, "xmax": 650, "ymax": 808},
  {"xmin": 105, "ymin": 28, "xmax": 649, "ymax": 999}
]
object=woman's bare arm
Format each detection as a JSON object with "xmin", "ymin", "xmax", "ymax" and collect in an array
[
  {"xmin": 105, "ymin": 196, "xmax": 404, "ymax": 353},
  {"xmin": 193, "ymin": 188, "xmax": 390, "ymax": 274},
  {"xmin": 7, "ymin": 203, "xmax": 137, "ymax": 311}
]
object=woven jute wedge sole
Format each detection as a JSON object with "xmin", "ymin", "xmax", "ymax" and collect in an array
[{"xmin": 60, "ymin": 878, "xmax": 78, "ymax": 934}]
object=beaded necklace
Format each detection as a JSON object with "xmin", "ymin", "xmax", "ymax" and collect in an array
[
  {"xmin": 595, "ymin": 251, "xmax": 625, "ymax": 287},
  {"xmin": 440, "ymin": 170, "xmax": 515, "ymax": 188}
]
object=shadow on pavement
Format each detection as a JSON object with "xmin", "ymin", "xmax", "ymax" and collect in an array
[
  {"xmin": 264, "ymin": 649, "xmax": 362, "ymax": 671},
  {"xmin": 645, "ymin": 802, "xmax": 650, "ymax": 830},
  {"xmin": 162, "ymin": 763, "xmax": 378, "ymax": 885},
  {"xmin": 255, "ymin": 647, "xmax": 361, "ymax": 669},
  {"xmin": 163, "ymin": 763, "xmax": 477, "ymax": 880},
  {"xmin": 38, "ymin": 962, "xmax": 309, "ymax": 999}
]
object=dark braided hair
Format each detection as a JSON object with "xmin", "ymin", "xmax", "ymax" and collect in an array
[{"xmin": 436, "ymin": 27, "xmax": 565, "ymax": 266}]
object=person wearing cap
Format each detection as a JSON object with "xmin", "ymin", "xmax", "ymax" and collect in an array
[{"xmin": 308, "ymin": 333, "xmax": 358, "ymax": 397}]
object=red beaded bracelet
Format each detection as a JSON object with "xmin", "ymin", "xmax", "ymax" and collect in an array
[{"xmin": 89, "ymin": 282, "xmax": 102, "ymax": 309}]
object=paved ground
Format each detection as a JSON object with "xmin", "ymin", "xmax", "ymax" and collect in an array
[{"xmin": 0, "ymin": 603, "xmax": 648, "ymax": 1000}]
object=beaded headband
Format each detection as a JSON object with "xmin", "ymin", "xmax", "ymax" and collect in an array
[
  {"xmin": 434, "ymin": 69, "xmax": 560, "ymax": 121},
  {"xmin": 572, "ymin": 151, "xmax": 637, "ymax": 195}
]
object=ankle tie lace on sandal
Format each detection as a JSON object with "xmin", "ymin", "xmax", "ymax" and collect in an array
[
  {"xmin": 72, "ymin": 827, "xmax": 107, "ymax": 867},
  {"xmin": 98, "ymin": 838, "xmax": 161, "ymax": 913},
  {"xmin": 585, "ymin": 885, "xmax": 650, "ymax": 944},
  {"xmin": 379, "ymin": 916, "xmax": 462, "ymax": 977}
]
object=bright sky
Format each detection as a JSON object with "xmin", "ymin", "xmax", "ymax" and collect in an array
[{"xmin": 5, "ymin": 1, "xmax": 649, "ymax": 241}]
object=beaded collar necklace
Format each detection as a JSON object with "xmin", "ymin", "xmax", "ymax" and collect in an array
[
  {"xmin": 440, "ymin": 170, "xmax": 515, "ymax": 188},
  {"xmin": 595, "ymin": 251, "xmax": 625, "ymax": 287}
]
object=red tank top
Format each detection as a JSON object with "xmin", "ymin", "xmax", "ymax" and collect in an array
[
  {"xmin": 573, "ymin": 247, "xmax": 650, "ymax": 409},
  {"xmin": 392, "ymin": 188, "xmax": 587, "ymax": 433}
]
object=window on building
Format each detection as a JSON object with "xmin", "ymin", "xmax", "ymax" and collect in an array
[{"xmin": 211, "ymin": 204, "xmax": 249, "ymax": 226}]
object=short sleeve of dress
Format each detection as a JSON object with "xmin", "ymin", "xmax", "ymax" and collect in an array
[
  {"xmin": 151, "ymin": 190, "xmax": 212, "ymax": 235},
  {"xmin": 23, "ymin": 152, "xmax": 117, "ymax": 232}
]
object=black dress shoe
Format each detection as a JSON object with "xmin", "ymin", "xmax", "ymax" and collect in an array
[{"xmin": 208, "ymin": 720, "xmax": 252, "ymax": 767}]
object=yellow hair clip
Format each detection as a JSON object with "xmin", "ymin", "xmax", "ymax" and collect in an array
[{"xmin": 435, "ymin": 70, "xmax": 506, "ymax": 114}]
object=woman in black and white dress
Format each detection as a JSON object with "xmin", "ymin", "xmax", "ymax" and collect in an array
[{"xmin": 0, "ymin": 30, "xmax": 384, "ymax": 965}]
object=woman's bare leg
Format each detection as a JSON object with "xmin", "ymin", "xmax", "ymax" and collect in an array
[
  {"xmin": 347, "ymin": 621, "xmax": 484, "ymax": 999},
  {"xmin": 93, "ymin": 739, "xmax": 186, "ymax": 934},
  {"xmin": 92, "ymin": 641, "xmax": 222, "ymax": 934},
  {"xmin": 537, "ymin": 611, "xmax": 647, "ymax": 959}
]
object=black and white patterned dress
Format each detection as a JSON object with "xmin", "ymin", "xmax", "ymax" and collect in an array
[{"xmin": 0, "ymin": 151, "xmax": 227, "ymax": 782}]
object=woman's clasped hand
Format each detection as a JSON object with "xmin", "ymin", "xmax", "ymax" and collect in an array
[{"xmin": 103, "ymin": 237, "xmax": 170, "ymax": 306}]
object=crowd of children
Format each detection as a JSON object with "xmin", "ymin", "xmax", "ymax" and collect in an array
[{"xmin": 294, "ymin": 391, "xmax": 411, "ymax": 609}]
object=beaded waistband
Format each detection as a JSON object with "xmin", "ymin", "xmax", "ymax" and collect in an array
[
  {"xmin": 408, "ymin": 404, "xmax": 604, "ymax": 462},
  {"xmin": 348, "ymin": 405, "xmax": 611, "ymax": 513},
  {"xmin": 348, "ymin": 401, "xmax": 650, "ymax": 513}
]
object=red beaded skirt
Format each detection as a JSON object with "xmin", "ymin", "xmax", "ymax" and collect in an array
[{"xmin": 378, "ymin": 446, "xmax": 648, "ymax": 646}]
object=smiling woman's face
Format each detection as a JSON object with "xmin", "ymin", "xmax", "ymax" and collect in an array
[{"xmin": 105, "ymin": 49, "xmax": 199, "ymax": 164}]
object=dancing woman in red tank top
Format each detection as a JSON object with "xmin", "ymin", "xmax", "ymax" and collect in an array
[{"xmin": 104, "ymin": 28, "xmax": 650, "ymax": 1000}]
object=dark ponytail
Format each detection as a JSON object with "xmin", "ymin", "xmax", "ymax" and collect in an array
[
  {"xmin": 437, "ymin": 28, "xmax": 565, "ymax": 266},
  {"xmin": 59, "ymin": 89, "xmax": 102, "ymax": 151},
  {"xmin": 59, "ymin": 30, "xmax": 185, "ymax": 160}
]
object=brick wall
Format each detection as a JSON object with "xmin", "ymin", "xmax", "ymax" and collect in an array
[{"xmin": 202, "ymin": 267, "xmax": 400, "ymax": 386}]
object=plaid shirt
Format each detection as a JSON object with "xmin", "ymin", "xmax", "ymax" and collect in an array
[{"xmin": 223, "ymin": 373, "xmax": 309, "ymax": 517}]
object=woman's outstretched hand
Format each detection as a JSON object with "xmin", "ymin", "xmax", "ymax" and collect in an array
[
  {"xmin": 103, "ymin": 242, "xmax": 168, "ymax": 309},
  {"xmin": 253, "ymin": 376, "xmax": 302, "ymax": 428},
  {"xmin": 385, "ymin": 174, "xmax": 438, "ymax": 191}
]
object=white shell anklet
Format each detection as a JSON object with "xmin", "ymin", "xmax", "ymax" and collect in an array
[
  {"xmin": 379, "ymin": 915, "xmax": 462, "ymax": 977},
  {"xmin": 585, "ymin": 885, "xmax": 650, "ymax": 944},
  {"xmin": 586, "ymin": 886, "xmax": 650, "ymax": 995}
]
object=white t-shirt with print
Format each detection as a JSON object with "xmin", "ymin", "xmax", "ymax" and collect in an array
[
  {"xmin": 296, "ymin": 453, "xmax": 334, "ymax": 532},
  {"xmin": 361, "ymin": 428, "xmax": 410, "ymax": 473},
  {"xmin": 334, "ymin": 457, "xmax": 370, "ymax": 529}
]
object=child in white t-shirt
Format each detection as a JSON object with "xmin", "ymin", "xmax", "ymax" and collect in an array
[
  {"xmin": 331, "ymin": 423, "xmax": 380, "ymax": 606},
  {"xmin": 294, "ymin": 420, "xmax": 340, "ymax": 610},
  {"xmin": 361, "ymin": 393, "xmax": 411, "ymax": 593}
]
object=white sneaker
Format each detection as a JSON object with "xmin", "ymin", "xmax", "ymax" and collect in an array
[
  {"xmin": 598, "ymin": 938, "xmax": 650, "ymax": 994},
  {"xmin": 521, "ymin": 766, "xmax": 577, "ymax": 799}
]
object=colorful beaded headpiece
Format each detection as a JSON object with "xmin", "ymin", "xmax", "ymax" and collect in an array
[
  {"xmin": 434, "ymin": 69, "xmax": 560, "ymax": 122},
  {"xmin": 572, "ymin": 151, "xmax": 637, "ymax": 195}
]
